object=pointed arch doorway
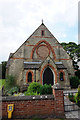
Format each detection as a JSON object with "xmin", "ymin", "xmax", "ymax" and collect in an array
[{"xmin": 43, "ymin": 67, "xmax": 54, "ymax": 85}]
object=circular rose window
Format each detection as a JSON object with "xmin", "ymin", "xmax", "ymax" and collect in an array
[{"xmin": 36, "ymin": 45, "xmax": 50, "ymax": 58}]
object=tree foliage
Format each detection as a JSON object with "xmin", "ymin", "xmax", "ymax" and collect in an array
[
  {"xmin": 5, "ymin": 75, "xmax": 16, "ymax": 89},
  {"xmin": 27, "ymin": 82, "xmax": 42, "ymax": 94},
  {"xmin": 2, "ymin": 61, "xmax": 7, "ymax": 79},
  {"xmin": 70, "ymin": 76, "xmax": 80, "ymax": 88},
  {"xmin": 61, "ymin": 42, "xmax": 80, "ymax": 60},
  {"xmin": 75, "ymin": 70, "xmax": 80, "ymax": 79},
  {"xmin": 61, "ymin": 42, "xmax": 80, "ymax": 70},
  {"xmin": 39, "ymin": 84, "xmax": 52, "ymax": 95},
  {"xmin": 24, "ymin": 82, "xmax": 52, "ymax": 95},
  {"xmin": 8, "ymin": 86, "xmax": 19, "ymax": 95}
]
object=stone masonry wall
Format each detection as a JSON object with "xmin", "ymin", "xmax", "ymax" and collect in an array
[{"xmin": 7, "ymin": 23, "xmax": 74, "ymax": 87}]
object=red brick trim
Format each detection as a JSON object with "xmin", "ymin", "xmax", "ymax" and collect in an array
[
  {"xmin": 31, "ymin": 40, "xmax": 56, "ymax": 60},
  {"xmin": 52, "ymin": 46, "xmax": 58, "ymax": 48},
  {"xmin": 25, "ymin": 45, "xmax": 62, "ymax": 48},
  {"xmin": 56, "ymin": 59, "xmax": 70, "ymax": 60},
  {"xmin": 59, "ymin": 59, "xmax": 70, "ymax": 60},
  {"xmin": 10, "ymin": 58, "xmax": 30, "ymax": 60},
  {"xmin": 36, "ymin": 44, "xmax": 50, "ymax": 59},
  {"xmin": 10, "ymin": 58, "xmax": 25, "ymax": 60},
  {"xmin": 10, "ymin": 58, "xmax": 70, "ymax": 61},
  {"xmin": 31, "ymin": 36, "xmax": 54, "ymax": 38},
  {"xmin": 59, "ymin": 70, "xmax": 65, "ymax": 81},
  {"xmin": 52, "ymin": 46, "xmax": 62, "ymax": 48},
  {"xmin": 26, "ymin": 70, "xmax": 34, "ymax": 83},
  {"xmin": 40, "ymin": 64, "xmax": 57, "ymax": 85}
]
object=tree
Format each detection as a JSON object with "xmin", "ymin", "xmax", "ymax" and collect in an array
[
  {"xmin": 6, "ymin": 75, "xmax": 16, "ymax": 89},
  {"xmin": 75, "ymin": 70, "xmax": 80, "ymax": 79},
  {"xmin": 73, "ymin": 60, "xmax": 79, "ymax": 70},
  {"xmin": 2, "ymin": 61, "xmax": 7, "ymax": 79},
  {"xmin": 70, "ymin": 76, "xmax": 80, "ymax": 88},
  {"xmin": 61, "ymin": 42, "xmax": 80, "ymax": 70},
  {"xmin": 61, "ymin": 42, "xmax": 78, "ymax": 60}
]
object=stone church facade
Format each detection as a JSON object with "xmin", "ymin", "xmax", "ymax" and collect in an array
[{"xmin": 6, "ymin": 22, "xmax": 74, "ymax": 89}]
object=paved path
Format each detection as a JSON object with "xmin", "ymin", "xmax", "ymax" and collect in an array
[{"xmin": 64, "ymin": 90, "xmax": 80, "ymax": 119}]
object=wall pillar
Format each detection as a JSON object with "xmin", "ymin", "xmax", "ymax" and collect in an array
[{"xmin": 52, "ymin": 83, "xmax": 65, "ymax": 118}]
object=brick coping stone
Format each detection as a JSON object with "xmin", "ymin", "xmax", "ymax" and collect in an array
[{"xmin": 2, "ymin": 95, "xmax": 54, "ymax": 101}]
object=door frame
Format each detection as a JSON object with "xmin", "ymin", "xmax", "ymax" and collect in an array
[
  {"xmin": 40, "ymin": 64, "xmax": 57, "ymax": 85},
  {"xmin": 42, "ymin": 66, "xmax": 54, "ymax": 85}
]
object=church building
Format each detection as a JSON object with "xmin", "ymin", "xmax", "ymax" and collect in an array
[{"xmin": 6, "ymin": 22, "xmax": 75, "ymax": 89}]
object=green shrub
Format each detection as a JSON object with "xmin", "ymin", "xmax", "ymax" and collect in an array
[
  {"xmin": 24, "ymin": 82, "xmax": 52, "ymax": 96},
  {"xmin": 74, "ymin": 87, "xmax": 80, "ymax": 107},
  {"xmin": 8, "ymin": 86, "xmax": 19, "ymax": 95},
  {"xmin": 0, "ymin": 79, "xmax": 5, "ymax": 90},
  {"xmin": 70, "ymin": 76, "xmax": 80, "ymax": 88},
  {"xmin": 77, "ymin": 87, "xmax": 80, "ymax": 106},
  {"xmin": 5, "ymin": 75, "xmax": 16, "ymax": 89},
  {"xmin": 75, "ymin": 70, "xmax": 80, "ymax": 79},
  {"xmin": 24, "ymin": 91, "xmax": 40, "ymax": 96},
  {"xmin": 68, "ymin": 93, "xmax": 75, "ymax": 102},
  {"xmin": 78, "ymin": 86, "xmax": 80, "ymax": 95},
  {"xmin": 74, "ymin": 93, "xmax": 80, "ymax": 107},
  {"xmin": 27, "ymin": 82, "xmax": 42, "ymax": 93},
  {"xmin": 39, "ymin": 84, "xmax": 52, "ymax": 95},
  {"xmin": 74, "ymin": 93, "xmax": 78, "ymax": 103}
]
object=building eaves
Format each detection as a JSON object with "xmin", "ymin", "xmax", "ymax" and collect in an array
[
  {"xmin": 55, "ymin": 62, "xmax": 67, "ymax": 69},
  {"xmin": 24, "ymin": 61, "xmax": 41, "ymax": 69}
]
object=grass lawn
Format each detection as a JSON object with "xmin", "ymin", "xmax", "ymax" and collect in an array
[{"xmin": 0, "ymin": 79, "xmax": 5, "ymax": 90}]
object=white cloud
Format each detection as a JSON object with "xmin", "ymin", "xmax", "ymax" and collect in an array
[{"xmin": 0, "ymin": 0, "xmax": 79, "ymax": 63}]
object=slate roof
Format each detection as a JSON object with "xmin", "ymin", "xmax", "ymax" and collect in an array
[
  {"xmin": 24, "ymin": 61, "xmax": 67, "ymax": 69},
  {"xmin": 55, "ymin": 62, "xmax": 67, "ymax": 69},
  {"xmin": 24, "ymin": 62, "xmax": 41, "ymax": 69}
]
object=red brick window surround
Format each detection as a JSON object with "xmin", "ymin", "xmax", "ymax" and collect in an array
[
  {"xmin": 59, "ymin": 70, "xmax": 65, "ymax": 81},
  {"xmin": 31, "ymin": 40, "xmax": 56, "ymax": 60},
  {"xmin": 36, "ymin": 44, "xmax": 50, "ymax": 59},
  {"xmin": 28, "ymin": 72, "xmax": 32, "ymax": 82},
  {"xmin": 41, "ymin": 30, "xmax": 45, "ymax": 36},
  {"xmin": 60, "ymin": 72, "xmax": 64, "ymax": 81}
]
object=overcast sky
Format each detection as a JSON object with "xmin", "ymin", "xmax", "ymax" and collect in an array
[{"xmin": 0, "ymin": 0, "xmax": 79, "ymax": 63}]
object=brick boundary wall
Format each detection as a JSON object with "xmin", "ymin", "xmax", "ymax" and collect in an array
[{"xmin": 1, "ymin": 88, "xmax": 65, "ymax": 119}]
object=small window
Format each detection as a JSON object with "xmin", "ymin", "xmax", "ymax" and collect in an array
[
  {"xmin": 28, "ymin": 72, "xmax": 32, "ymax": 82},
  {"xmin": 41, "ymin": 30, "xmax": 44, "ymax": 36},
  {"xmin": 60, "ymin": 72, "xmax": 64, "ymax": 81}
]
